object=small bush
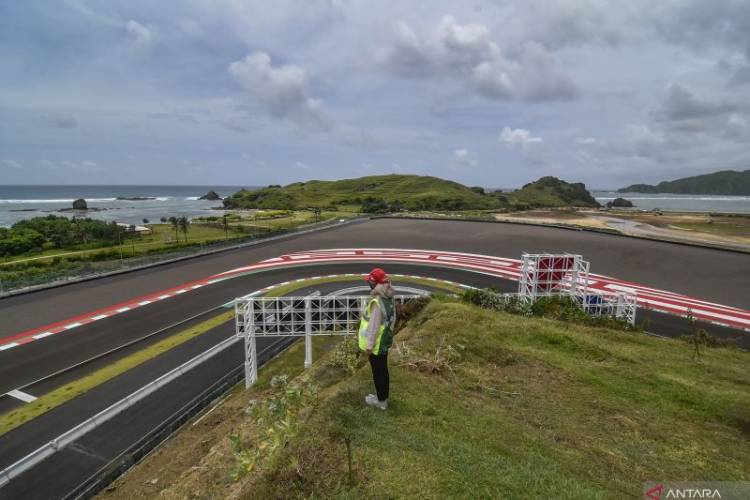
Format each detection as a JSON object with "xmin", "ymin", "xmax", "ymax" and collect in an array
[
  {"xmin": 394, "ymin": 296, "xmax": 431, "ymax": 331},
  {"xmin": 326, "ymin": 336, "xmax": 360, "ymax": 374}
]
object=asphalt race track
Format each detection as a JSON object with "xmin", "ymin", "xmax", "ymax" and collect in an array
[{"xmin": 0, "ymin": 218, "xmax": 748, "ymax": 498}]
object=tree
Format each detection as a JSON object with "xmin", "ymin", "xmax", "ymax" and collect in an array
[
  {"xmin": 310, "ymin": 207, "xmax": 322, "ymax": 223},
  {"xmin": 178, "ymin": 216, "xmax": 190, "ymax": 242},
  {"xmin": 169, "ymin": 217, "xmax": 179, "ymax": 242},
  {"xmin": 128, "ymin": 224, "xmax": 137, "ymax": 255},
  {"xmin": 142, "ymin": 218, "xmax": 150, "ymax": 224},
  {"xmin": 222, "ymin": 213, "xmax": 229, "ymax": 239},
  {"xmin": 160, "ymin": 216, "xmax": 167, "ymax": 223}
]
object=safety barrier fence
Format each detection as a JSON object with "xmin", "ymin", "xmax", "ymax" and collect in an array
[
  {"xmin": 0, "ymin": 334, "xmax": 240, "ymax": 489},
  {"xmin": 62, "ymin": 336, "xmax": 296, "ymax": 500}
]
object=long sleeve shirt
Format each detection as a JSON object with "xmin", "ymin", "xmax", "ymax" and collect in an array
[{"xmin": 365, "ymin": 301, "xmax": 382, "ymax": 351}]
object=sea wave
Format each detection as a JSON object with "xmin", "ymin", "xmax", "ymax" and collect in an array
[
  {"xmin": 0, "ymin": 198, "xmax": 118, "ymax": 203},
  {"xmin": 185, "ymin": 196, "xmax": 200, "ymax": 200},
  {"xmin": 595, "ymin": 196, "xmax": 750, "ymax": 201}
]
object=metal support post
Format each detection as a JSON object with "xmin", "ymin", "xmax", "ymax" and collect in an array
[
  {"xmin": 304, "ymin": 297, "xmax": 313, "ymax": 369},
  {"xmin": 244, "ymin": 302, "xmax": 258, "ymax": 388}
]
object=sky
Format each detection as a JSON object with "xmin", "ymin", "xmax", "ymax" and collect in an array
[{"xmin": 1, "ymin": 1, "xmax": 750, "ymax": 189}]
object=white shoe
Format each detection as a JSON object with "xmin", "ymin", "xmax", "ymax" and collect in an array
[{"xmin": 365, "ymin": 394, "xmax": 388, "ymax": 410}]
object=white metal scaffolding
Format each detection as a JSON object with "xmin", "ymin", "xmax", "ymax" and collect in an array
[
  {"xmin": 235, "ymin": 295, "xmax": 418, "ymax": 387},
  {"xmin": 519, "ymin": 253, "xmax": 636, "ymax": 324}
]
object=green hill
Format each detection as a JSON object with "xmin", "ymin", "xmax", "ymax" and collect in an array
[
  {"xmin": 619, "ymin": 169, "xmax": 750, "ymax": 195},
  {"xmin": 223, "ymin": 174, "xmax": 600, "ymax": 212},
  {"xmin": 223, "ymin": 174, "xmax": 498, "ymax": 211},
  {"xmin": 498, "ymin": 176, "xmax": 600, "ymax": 209}
]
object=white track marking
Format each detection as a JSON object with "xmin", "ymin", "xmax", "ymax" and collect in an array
[
  {"xmin": 91, "ymin": 314, "xmax": 108, "ymax": 321},
  {"xmin": 6, "ymin": 389, "xmax": 37, "ymax": 403}
]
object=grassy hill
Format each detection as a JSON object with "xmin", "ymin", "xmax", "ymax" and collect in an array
[
  {"xmin": 495, "ymin": 176, "xmax": 600, "ymax": 209},
  {"xmin": 223, "ymin": 174, "xmax": 600, "ymax": 212},
  {"xmin": 223, "ymin": 174, "xmax": 497, "ymax": 211},
  {"xmin": 619, "ymin": 169, "xmax": 750, "ymax": 195},
  {"xmin": 104, "ymin": 296, "xmax": 749, "ymax": 499}
]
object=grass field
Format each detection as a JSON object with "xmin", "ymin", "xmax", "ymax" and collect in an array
[
  {"xmin": 1, "ymin": 210, "xmax": 353, "ymax": 266},
  {"xmin": 100, "ymin": 297, "xmax": 750, "ymax": 499}
]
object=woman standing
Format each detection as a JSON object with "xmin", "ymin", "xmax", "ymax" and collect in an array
[{"xmin": 358, "ymin": 267, "xmax": 396, "ymax": 410}]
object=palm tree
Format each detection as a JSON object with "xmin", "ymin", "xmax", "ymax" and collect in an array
[
  {"xmin": 178, "ymin": 216, "xmax": 190, "ymax": 242},
  {"xmin": 169, "ymin": 217, "xmax": 179, "ymax": 242},
  {"xmin": 128, "ymin": 224, "xmax": 137, "ymax": 256}
]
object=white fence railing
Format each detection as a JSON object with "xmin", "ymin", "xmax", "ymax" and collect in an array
[
  {"xmin": 235, "ymin": 295, "xmax": 420, "ymax": 387},
  {"xmin": 0, "ymin": 335, "xmax": 239, "ymax": 489}
]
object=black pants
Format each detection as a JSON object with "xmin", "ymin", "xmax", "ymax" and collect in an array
[{"xmin": 368, "ymin": 352, "xmax": 389, "ymax": 401}]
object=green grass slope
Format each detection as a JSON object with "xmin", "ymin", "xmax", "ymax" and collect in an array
[
  {"xmin": 231, "ymin": 298, "xmax": 749, "ymax": 499},
  {"xmin": 223, "ymin": 174, "xmax": 498, "ymax": 211},
  {"xmin": 223, "ymin": 174, "xmax": 600, "ymax": 212},
  {"xmin": 619, "ymin": 169, "xmax": 750, "ymax": 195}
]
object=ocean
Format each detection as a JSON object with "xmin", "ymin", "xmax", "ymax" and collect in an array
[
  {"xmin": 1, "ymin": 186, "xmax": 748, "ymax": 228},
  {"xmin": 592, "ymin": 191, "xmax": 750, "ymax": 214},
  {"xmin": 0, "ymin": 185, "xmax": 250, "ymax": 227}
]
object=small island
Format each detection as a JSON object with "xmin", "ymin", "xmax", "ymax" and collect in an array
[
  {"xmin": 606, "ymin": 197, "xmax": 634, "ymax": 208},
  {"xmin": 72, "ymin": 198, "xmax": 88, "ymax": 210},
  {"xmin": 199, "ymin": 190, "xmax": 222, "ymax": 201}
]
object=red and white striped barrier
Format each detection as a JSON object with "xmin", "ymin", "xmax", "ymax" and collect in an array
[{"xmin": 1, "ymin": 248, "xmax": 748, "ymax": 351}]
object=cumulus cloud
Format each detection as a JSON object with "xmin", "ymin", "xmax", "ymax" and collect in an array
[
  {"xmin": 228, "ymin": 51, "xmax": 330, "ymax": 130},
  {"xmin": 453, "ymin": 148, "xmax": 478, "ymax": 167},
  {"xmin": 657, "ymin": 84, "xmax": 735, "ymax": 121},
  {"xmin": 1, "ymin": 159, "xmax": 22, "ymax": 169},
  {"xmin": 126, "ymin": 20, "xmax": 153, "ymax": 46},
  {"xmin": 378, "ymin": 16, "xmax": 577, "ymax": 101},
  {"xmin": 34, "ymin": 112, "xmax": 77, "ymax": 129},
  {"xmin": 499, "ymin": 127, "xmax": 543, "ymax": 149}
]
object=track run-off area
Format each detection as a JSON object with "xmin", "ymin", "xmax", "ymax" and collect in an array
[{"xmin": 2, "ymin": 247, "xmax": 749, "ymax": 353}]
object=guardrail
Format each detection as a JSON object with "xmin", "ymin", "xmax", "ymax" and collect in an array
[
  {"xmin": 0, "ymin": 335, "xmax": 240, "ymax": 489},
  {"xmin": 63, "ymin": 336, "xmax": 296, "ymax": 500}
]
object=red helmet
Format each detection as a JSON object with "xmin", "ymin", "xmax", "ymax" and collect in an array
[{"xmin": 365, "ymin": 267, "xmax": 389, "ymax": 284}]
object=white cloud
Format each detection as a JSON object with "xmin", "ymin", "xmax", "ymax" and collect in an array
[
  {"xmin": 228, "ymin": 52, "xmax": 330, "ymax": 130},
  {"xmin": 378, "ymin": 16, "xmax": 577, "ymax": 102},
  {"xmin": 499, "ymin": 127, "xmax": 543, "ymax": 149},
  {"xmin": 1, "ymin": 159, "xmax": 22, "ymax": 169},
  {"xmin": 453, "ymin": 148, "xmax": 478, "ymax": 167},
  {"xmin": 126, "ymin": 20, "xmax": 153, "ymax": 46}
]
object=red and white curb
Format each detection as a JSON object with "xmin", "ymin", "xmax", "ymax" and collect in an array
[{"xmin": 2, "ymin": 248, "xmax": 748, "ymax": 352}]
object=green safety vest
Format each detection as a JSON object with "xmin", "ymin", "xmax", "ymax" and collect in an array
[{"xmin": 358, "ymin": 296, "xmax": 395, "ymax": 355}]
